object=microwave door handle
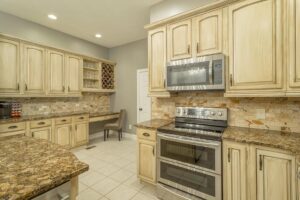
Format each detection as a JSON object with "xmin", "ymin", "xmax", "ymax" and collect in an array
[{"xmin": 208, "ymin": 57, "xmax": 213, "ymax": 84}]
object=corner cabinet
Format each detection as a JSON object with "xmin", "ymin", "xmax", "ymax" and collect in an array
[
  {"xmin": 0, "ymin": 38, "xmax": 20, "ymax": 94},
  {"xmin": 226, "ymin": 0, "xmax": 284, "ymax": 97},
  {"xmin": 148, "ymin": 26, "xmax": 170, "ymax": 97}
]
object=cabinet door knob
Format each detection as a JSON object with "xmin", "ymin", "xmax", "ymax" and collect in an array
[
  {"xmin": 38, "ymin": 122, "xmax": 46, "ymax": 125},
  {"xmin": 139, "ymin": 108, "xmax": 143, "ymax": 111},
  {"xmin": 143, "ymin": 132, "xmax": 150, "ymax": 137},
  {"xmin": 8, "ymin": 126, "xmax": 18, "ymax": 129}
]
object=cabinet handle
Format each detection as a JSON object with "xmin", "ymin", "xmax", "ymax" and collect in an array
[
  {"xmin": 17, "ymin": 83, "xmax": 20, "ymax": 91},
  {"xmin": 298, "ymin": 167, "xmax": 300, "ymax": 179},
  {"xmin": 164, "ymin": 80, "xmax": 166, "ymax": 88},
  {"xmin": 227, "ymin": 148, "xmax": 231, "ymax": 162},
  {"xmin": 75, "ymin": 125, "xmax": 77, "ymax": 131},
  {"xmin": 38, "ymin": 122, "xmax": 46, "ymax": 125},
  {"xmin": 68, "ymin": 86, "xmax": 70, "ymax": 92},
  {"xmin": 230, "ymin": 74, "xmax": 233, "ymax": 86},
  {"xmin": 79, "ymin": 117, "xmax": 84, "ymax": 119},
  {"xmin": 259, "ymin": 155, "xmax": 263, "ymax": 171},
  {"xmin": 62, "ymin": 86, "xmax": 65, "ymax": 92},
  {"xmin": 8, "ymin": 125, "xmax": 18, "ymax": 129},
  {"xmin": 25, "ymin": 83, "xmax": 28, "ymax": 91},
  {"xmin": 187, "ymin": 45, "xmax": 191, "ymax": 54},
  {"xmin": 152, "ymin": 147, "xmax": 155, "ymax": 156},
  {"xmin": 196, "ymin": 43, "xmax": 199, "ymax": 53},
  {"xmin": 61, "ymin": 119, "xmax": 67, "ymax": 122},
  {"xmin": 143, "ymin": 132, "xmax": 150, "ymax": 137}
]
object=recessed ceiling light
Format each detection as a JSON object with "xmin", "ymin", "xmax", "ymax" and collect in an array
[
  {"xmin": 95, "ymin": 34, "xmax": 102, "ymax": 38},
  {"xmin": 48, "ymin": 14, "xmax": 57, "ymax": 20}
]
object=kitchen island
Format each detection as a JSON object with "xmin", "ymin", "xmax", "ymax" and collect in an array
[{"xmin": 0, "ymin": 135, "xmax": 89, "ymax": 200}]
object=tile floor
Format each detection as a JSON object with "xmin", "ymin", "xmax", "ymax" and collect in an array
[{"xmin": 72, "ymin": 132, "xmax": 159, "ymax": 200}]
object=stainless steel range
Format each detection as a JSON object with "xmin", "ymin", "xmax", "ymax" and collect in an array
[{"xmin": 156, "ymin": 107, "xmax": 228, "ymax": 200}]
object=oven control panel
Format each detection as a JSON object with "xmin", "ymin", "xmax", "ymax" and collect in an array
[{"xmin": 176, "ymin": 107, "xmax": 227, "ymax": 121}]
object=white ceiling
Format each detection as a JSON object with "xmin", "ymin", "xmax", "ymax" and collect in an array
[{"xmin": 0, "ymin": 0, "xmax": 162, "ymax": 48}]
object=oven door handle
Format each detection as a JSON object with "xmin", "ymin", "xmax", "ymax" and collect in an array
[{"xmin": 157, "ymin": 133, "xmax": 220, "ymax": 147}]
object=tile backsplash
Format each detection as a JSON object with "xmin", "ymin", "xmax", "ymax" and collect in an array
[
  {"xmin": 152, "ymin": 92, "xmax": 300, "ymax": 133},
  {"xmin": 1, "ymin": 93, "xmax": 110, "ymax": 116}
]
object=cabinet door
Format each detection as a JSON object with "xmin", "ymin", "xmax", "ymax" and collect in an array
[
  {"xmin": 138, "ymin": 140, "xmax": 156, "ymax": 183},
  {"xmin": 47, "ymin": 50, "xmax": 65, "ymax": 95},
  {"xmin": 31, "ymin": 127, "xmax": 51, "ymax": 141},
  {"xmin": 228, "ymin": 0, "xmax": 283, "ymax": 92},
  {"xmin": 0, "ymin": 38, "xmax": 20, "ymax": 94},
  {"xmin": 257, "ymin": 149, "xmax": 296, "ymax": 200},
  {"xmin": 223, "ymin": 141, "xmax": 248, "ymax": 200},
  {"xmin": 66, "ymin": 54, "xmax": 82, "ymax": 95},
  {"xmin": 167, "ymin": 19, "xmax": 192, "ymax": 61},
  {"xmin": 193, "ymin": 9, "xmax": 222, "ymax": 56},
  {"xmin": 288, "ymin": 0, "xmax": 300, "ymax": 93},
  {"xmin": 54, "ymin": 124, "xmax": 72, "ymax": 148},
  {"xmin": 74, "ymin": 122, "xmax": 88, "ymax": 147},
  {"xmin": 148, "ymin": 26, "xmax": 168, "ymax": 95},
  {"xmin": 23, "ymin": 44, "xmax": 46, "ymax": 94}
]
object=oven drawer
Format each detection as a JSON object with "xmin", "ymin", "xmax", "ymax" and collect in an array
[{"xmin": 137, "ymin": 128, "xmax": 156, "ymax": 141}]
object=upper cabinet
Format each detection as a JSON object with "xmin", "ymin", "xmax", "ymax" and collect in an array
[
  {"xmin": 23, "ymin": 44, "xmax": 46, "ymax": 95},
  {"xmin": 193, "ymin": 9, "xmax": 223, "ymax": 56},
  {"xmin": 47, "ymin": 50, "xmax": 66, "ymax": 95},
  {"xmin": 65, "ymin": 54, "xmax": 82, "ymax": 95},
  {"xmin": 148, "ymin": 26, "xmax": 169, "ymax": 97},
  {"xmin": 226, "ymin": 0, "xmax": 284, "ymax": 96},
  {"xmin": 0, "ymin": 38, "xmax": 20, "ymax": 94},
  {"xmin": 167, "ymin": 19, "xmax": 192, "ymax": 61}
]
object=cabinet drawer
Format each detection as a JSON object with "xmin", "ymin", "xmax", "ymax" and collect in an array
[
  {"xmin": 137, "ymin": 128, "xmax": 156, "ymax": 141},
  {"xmin": 0, "ymin": 130, "xmax": 25, "ymax": 138},
  {"xmin": 55, "ymin": 117, "xmax": 72, "ymax": 125},
  {"xmin": 0, "ymin": 122, "xmax": 26, "ymax": 133},
  {"xmin": 73, "ymin": 115, "xmax": 89, "ymax": 123},
  {"xmin": 30, "ymin": 119, "xmax": 52, "ymax": 128}
]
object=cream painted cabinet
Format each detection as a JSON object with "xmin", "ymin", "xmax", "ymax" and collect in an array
[
  {"xmin": 54, "ymin": 124, "xmax": 72, "ymax": 148},
  {"xmin": 226, "ymin": 0, "xmax": 284, "ymax": 96},
  {"xmin": 148, "ymin": 26, "xmax": 169, "ymax": 97},
  {"xmin": 167, "ymin": 19, "xmax": 192, "ymax": 61},
  {"xmin": 47, "ymin": 50, "xmax": 66, "ymax": 95},
  {"xmin": 31, "ymin": 127, "xmax": 52, "ymax": 141},
  {"xmin": 257, "ymin": 149, "xmax": 296, "ymax": 200},
  {"xmin": 73, "ymin": 122, "xmax": 88, "ymax": 147},
  {"xmin": 0, "ymin": 38, "xmax": 20, "ymax": 94},
  {"xmin": 223, "ymin": 141, "xmax": 248, "ymax": 200},
  {"xmin": 66, "ymin": 54, "xmax": 82, "ymax": 96},
  {"xmin": 192, "ymin": 9, "xmax": 223, "ymax": 56},
  {"xmin": 23, "ymin": 44, "xmax": 46, "ymax": 95}
]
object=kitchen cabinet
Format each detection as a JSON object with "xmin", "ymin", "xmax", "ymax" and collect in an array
[
  {"xmin": 65, "ymin": 54, "xmax": 82, "ymax": 96},
  {"xmin": 226, "ymin": 0, "xmax": 284, "ymax": 96},
  {"xmin": 47, "ymin": 50, "xmax": 65, "ymax": 95},
  {"xmin": 23, "ymin": 44, "xmax": 46, "ymax": 95},
  {"xmin": 257, "ymin": 149, "xmax": 296, "ymax": 200},
  {"xmin": 167, "ymin": 19, "xmax": 192, "ymax": 61},
  {"xmin": 148, "ymin": 26, "xmax": 169, "ymax": 97},
  {"xmin": 73, "ymin": 122, "xmax": 88, "ymax": 147},
  {"xmin": 54, "ymin": 124, "xmax": 72, "ymax": 148},
  {"xmin": 137, "ymin": 128, "xmax": 156, "ymax": 184},
  {"xmin": 192, "ymin": 9, "xmax": 222, "ymax": 56},
  {"xmin": 223, "ymin": 141, "xmax": 248, "ymax": 200},
  {"xmin": 0, "ymin": 38, "xmax": 20, "ymax": 94},
  {"xmin": 0, "ymin": 122, "xmax": 26, "ymax": 138},
  {"xmin": 31, "ymin": 127, "xmax": 52, "ymax": 141}
]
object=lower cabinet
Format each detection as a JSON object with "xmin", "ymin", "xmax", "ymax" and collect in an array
[
  {"xmin": 54, "ymin": 124, "xmax": 72, "ymax": 148},
  {"xmin": 31, "ymin": 127, "xmax": 52, "ymax": 141},
  {"xmin": 223, "ymin": 140, "xmax": 297, "ymax": 200},
  {"xmin": 73, "ymin": 122, "xmax": 89, "ymax": 147}
]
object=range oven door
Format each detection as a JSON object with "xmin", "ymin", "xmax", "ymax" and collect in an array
[
  {"xmin": 157, "ymin": 158, "xmax": 222, "ymax": 200},
  {"xmin": 157, "ymin": 132, "xmax": 221, "ymax": 174}
]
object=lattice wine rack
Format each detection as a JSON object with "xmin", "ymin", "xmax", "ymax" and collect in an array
[{"xmin": 101, "ymin": 63, "xmax": 115, "ymax": 90}]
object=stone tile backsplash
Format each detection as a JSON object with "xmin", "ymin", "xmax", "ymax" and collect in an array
[
  {"xmin": 152, "ymin": 92, "xmax": 300, "ymax": 133},
  {"xmin": 1, "ymin": 93, "xmax": 110, "ymax": 116}
]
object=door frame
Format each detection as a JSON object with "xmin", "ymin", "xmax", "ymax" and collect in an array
[{"xmin": 137, "ymin": 69, "xmax": 151, "ymax": 123}]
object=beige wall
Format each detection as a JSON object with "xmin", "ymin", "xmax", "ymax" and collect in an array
[
  {"xmin": 0, "ymin": 11, "xmax": 108, "ymax": 59},
  {"xmin": 109, "ymin": 39, "xmax": 148, "ymax": 133}
]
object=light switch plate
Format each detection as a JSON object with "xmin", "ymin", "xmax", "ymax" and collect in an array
[{"xmin": 256, "ymin": 109, "xmax": 266, "ymax": 120}]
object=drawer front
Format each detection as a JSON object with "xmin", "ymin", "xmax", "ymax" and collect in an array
[
  {"xmin": 73, "ymin": 115, "xmax": 89, "ymax": 123},
  {"xmin": 55, "ymin": 117, "xmax": 72, "ymax": 125},
  {"xmin": 30, "ymin": 119, "xmax": 52, "ymax": 128},
  {"xmin": 0, "ymin": 130, "xmax": 25, "ymax": 138},
  {"xmin": 0, "ymin": 122, "xmax": 26, "ymax": 133},
  {"xmin": 137, "ymin": 128, "xmax": 156, "ymax": 141}
]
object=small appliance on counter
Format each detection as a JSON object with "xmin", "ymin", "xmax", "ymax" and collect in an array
[
  {"xmin": 0, "ymin": 101, "xmax": 12, "ymax": 119},
  {"xmin": 11, "ymin": 102, "xmax": 22, "ymax": 118}
]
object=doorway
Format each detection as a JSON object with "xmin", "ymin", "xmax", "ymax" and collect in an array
[{"xmin": 137, "ymin": 69, "xmax": 151, "ymax": 123}]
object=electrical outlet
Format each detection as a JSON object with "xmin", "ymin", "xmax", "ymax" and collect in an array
[
  {"xmin": 129, "ymin": 124, "xmax": 132, "ymax": 130},
  {"xmin": 256, "ymin": 109, "xmax": 266, "ymax": 120}
]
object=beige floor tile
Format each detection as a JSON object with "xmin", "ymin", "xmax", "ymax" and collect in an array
[
  {"xmin": 105, "ymin": 184, "xmax": 139, "ymax": 200},
  {"xmin": 90, "ymin": 177, "xmax": 120, "ymax": 195},
  {"xmin": 78, "ymin": 182, "xmax": 88, "ymax": 193},
  {"xmin": 77, "ymin": 188, "xmax": 102, "ymax": 200},
  {"xmin": 122, "ymin": 175, "xmax": 145, "ymax": 191},
  {"xmin": 139, "ymin": 183, "xmax": 157, "ymax": 197},
  {"xmin": 131, "ymin": 192, "xmax": 159, "ymax": 200},
  {"xmin": 109, "ymin": 169, "xmax": 134, "ymax": 183},
  {"xmin": 80, "ymin": 171, "xmax": 106, "ymax": 186},
  {"xmin": 96, "ymin": 163, "xmax": 121, "ymax": 176},
  {"xmin": 123, "ymin": 163, "xmax": 137, "ymax": 173}
]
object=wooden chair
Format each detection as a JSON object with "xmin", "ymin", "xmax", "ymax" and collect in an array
[{"xmin": 104, "ymin": 109, "xmax": 126, "ymax": 141}]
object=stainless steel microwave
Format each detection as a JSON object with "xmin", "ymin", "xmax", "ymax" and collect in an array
[{"xmin": 166, "ymin": 54, "xmax": 225, "ymax": 91}]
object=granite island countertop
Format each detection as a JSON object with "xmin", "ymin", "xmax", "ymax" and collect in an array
[
  {"xmin": 0, "ymin": 136, "xmax": 89, "ymax": 200},
  {"xmin": 223, "ymin": 126, "xmax": 300, "ymax": 154},
  {"xmin": 135, "ymin": 119, "xmax": 173, "ymax": 130}
]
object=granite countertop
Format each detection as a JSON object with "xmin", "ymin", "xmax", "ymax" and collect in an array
[
  {"xmin": 223, "ymin": 126, "xmax": 300, "ymax": 154},
  {"xmin": 0, "ymin": 111, "xmax": 119, "ymax": 124},
  {"xmin": 0, "ymin": 136, "xmax": 89, "ymax": 200},
  {"xmin": 135, "ymin": 119, "xmax": 173, "ymax": 130}
]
